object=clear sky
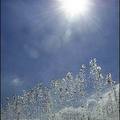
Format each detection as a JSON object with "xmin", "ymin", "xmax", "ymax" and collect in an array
[{"xmin": 1, "ymin": 0, "xmax": 119, "ymax": 105}]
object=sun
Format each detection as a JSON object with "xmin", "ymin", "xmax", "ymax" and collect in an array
[{"xmin": 58, "ymin": 0, "xmax": 91, "ymax": 18}]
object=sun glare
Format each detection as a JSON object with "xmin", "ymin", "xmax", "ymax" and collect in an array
[{"xmin": 58, "ymin": 0, "xmax": 91, "ymax": 18}]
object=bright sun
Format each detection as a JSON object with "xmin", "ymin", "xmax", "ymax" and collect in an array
[{"xmin": 59, "ymin": 0, "xmax": 91, "ymax": 18}]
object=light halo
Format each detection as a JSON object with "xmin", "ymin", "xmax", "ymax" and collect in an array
[{"xmin": 58, "ymin": 0, "xmax": 92, "ymax": 19}]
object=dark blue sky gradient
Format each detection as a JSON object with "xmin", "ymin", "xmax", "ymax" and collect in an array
[{"xmin": 1, "ymin": 0, "xmax": 119, "ymax": 105}]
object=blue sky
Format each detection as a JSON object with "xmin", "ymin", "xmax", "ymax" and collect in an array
[{"xmin": 1, "ymin": 0, "xmax": 119, "ymax": 105}]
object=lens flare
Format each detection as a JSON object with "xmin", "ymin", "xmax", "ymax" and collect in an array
[{"xmin": 58, "ymin": 0, "xmax": 92, "ymax": 18}]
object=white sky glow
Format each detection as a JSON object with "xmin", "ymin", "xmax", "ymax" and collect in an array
[{"xmin": 58, "ymin": 0, "xmax": 92, "ymax": 18}]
